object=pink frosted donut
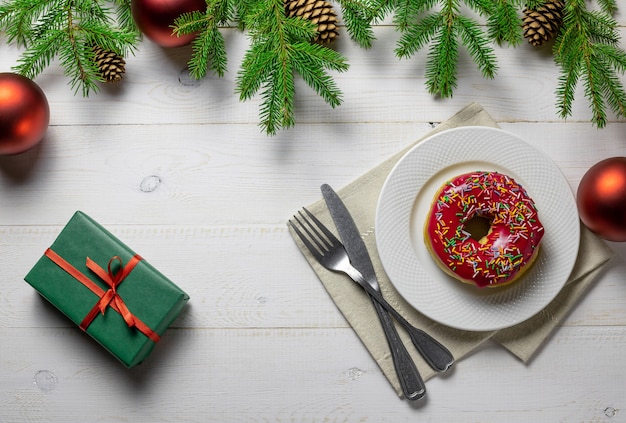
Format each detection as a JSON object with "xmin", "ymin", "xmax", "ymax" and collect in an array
[{"xmin": 424, "ymin": 171, "xmax": 544, "ymax": 288}]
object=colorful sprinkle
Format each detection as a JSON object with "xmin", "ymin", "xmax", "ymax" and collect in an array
[{"xmin": 425, "ymin": 171, "xmax": 544, "ymax": 288}]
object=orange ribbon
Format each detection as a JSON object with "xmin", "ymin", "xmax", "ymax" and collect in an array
[{"xmin": 45, "ymin": 248, "xmax": 160, "ymax": 343}]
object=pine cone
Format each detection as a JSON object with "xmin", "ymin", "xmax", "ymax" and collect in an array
[
  {"xmin": 285, "ymin": 0, "xmax": 339, "ymax": 44},
  {"xmin": 92, "ymin": 45, "xmax": 126, "ymax": 82},
  {"xmin": 522, "ymin": 0, "xmax": 565, "ymax": 46}
]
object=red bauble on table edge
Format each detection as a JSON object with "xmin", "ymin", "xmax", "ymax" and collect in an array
[
  {"xmin": 131, "ymin": 0, "xmax": 207, "ymax": 48},
  {"xmin": 577, "ymin": 157, "xmax": 626, "ymax": 242},
  {"xmin": 0, "ymin": 73, "xmax": 50, "ymax": 155}
]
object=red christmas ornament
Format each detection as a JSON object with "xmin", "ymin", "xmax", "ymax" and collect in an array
[
  {"xmin": 577, "ymin": 157, "xmax": 626, "ymax": 241},
  {"xmin": 131, "ymin": 0, "xmax": 206, "ymax": 48},
  {"xmin": 0, "ymin": 73, "xmax": 50, "ymax": 155}
]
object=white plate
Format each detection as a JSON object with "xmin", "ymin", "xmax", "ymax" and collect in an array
[{"xmin": 375, "ymin": 127, "xmax": 580, "ymax": 331}]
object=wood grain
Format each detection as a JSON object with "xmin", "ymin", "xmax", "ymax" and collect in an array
[
  {"xmin": 0, "ymin": 327, "xmax": 624, "ymax": 422},
  {"xmin": 2, "ymin": 19, "xmax": 626, "ymax": 422}
]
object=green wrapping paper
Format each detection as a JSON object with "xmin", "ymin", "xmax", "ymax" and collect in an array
[{"xmin": 24, "ymin": 211, "xmax": 190, "ymax": 367}]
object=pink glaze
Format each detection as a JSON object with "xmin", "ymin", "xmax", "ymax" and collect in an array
[{"xmin": 425, "ymin": 171, "xmax": 544, "ymax": 288}]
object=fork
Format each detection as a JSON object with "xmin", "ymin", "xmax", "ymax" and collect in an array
[
  {"xmin": 290, "ymin": 209, "xmax": 425, "ymax": 400},
  {"xmin": 290, "ymin": 208, "xmax": 455, "ymax": 374}
]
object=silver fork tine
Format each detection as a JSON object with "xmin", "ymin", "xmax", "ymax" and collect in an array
[
  {"xmin": 296, "ymin": 211, "xmax": 329, "ymax": 254},
  {"xmin": 301, "ymin": 207, "xmax": 339, "ymax": 248},
  {"xmin": 290, "ymin": 215, "xmax": 323, "ymax": 260},
  {"xmin": 292, "ymin": 207, "xmax": 338, "ymax": 257}
]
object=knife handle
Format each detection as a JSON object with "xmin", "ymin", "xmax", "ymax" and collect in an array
[
  {"xmin": 371, "ymin": 298, "xmax": 425, "ymax": 401},
  {"xmin": 406, "ymin": 327, "xmax": 455, "ymax": 373},
  {"xmin": 347, "ymin": 266, "xmax": 455, "ymax": 373},
  {"xmin": 371, "ymin": 290, "xmax": 454, "ymax": 372}
]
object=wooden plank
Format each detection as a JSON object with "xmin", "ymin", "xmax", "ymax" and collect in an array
[
  {"xmin": 0, "ymin": 326, "xmax": 624, "ymax": 422},
  {"xmin": 0, "ymin": 224, "xmax": 346, "ymax": 329},
  {"xmin": 2, "ymin": 122, "xmax": 625, "ymax": 226},
  {"xmin": 3, "ymin": 224, "xmax": 626, "ymax": 330}
]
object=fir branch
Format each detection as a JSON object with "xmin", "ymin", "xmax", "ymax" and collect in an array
[
  {"xmin": 464, "ymin": 0, "xmax": 494, "ymax": 16},
  {"xmin": 291, "ymin": 42, "xmax": 346, "ymax": 106},
  {"xmin": 233, "ymin": 0, "xmax": 257, "ymax": 30},
  {"xmin": 595, "ymin": 47, "xmax": 626, "ymax": 117},
  {"xmin": 596, "ymin": 0, "xmax": 617, "ymax": 15},
  {"xmin": 13, "ymin": 29, "xmax": 66, "ymax": 77},
  {"xmin": 57, "ymin": 35, "xmax": 100, "ymax": 95},
  {"xmin": 112, "ymin": 0, "xmax": 138, "ymax": 34},
  {"xmin": 235, "ymin": 0, "xmax": 348, "ymax": 135},
  {"xmin": 368, "ymin": 0, "xmax": 400, "ymax": 21},
  {"xmin": 392, "ymin": 0, "xmax": 417, "ymax": 31},
  {"xmin": 236, "ymin": 0, "xmax": 302, "ymax": 134},
  {"xmin": 555, "ymin": 52, "xmax": 581, "ymax": 118},
  {"xmin": 487, "ymin": 0, "xmax": 523, "ymax": 46},
  {"xmin": 189, "ymin": 21, "xmax": 229, "ymax": 79},
  {"xmin": 260, "ymin": 52, "xmax": 296, "ymax": 134},
  {"xmin": 392, "ymin": 1, "xmax": 417, "ymax": 31},
  {"xmin": 81, "ymin": 20, "xmax": 137, "ymax": 54},
  {"xmin": 456, "ymin": 15, "xmax": 497, "ymax": 79},
  {"xmin": 395, "ymin": 13, "xmax": 443, "ymax": 58},
  {"xmin": 28, "ymin": 2, "xmax": 66, "ymax": 43},
  {"xmin": 0, "ymin": 0, "xmax": 58, "ymax": 45},
  {"xmin": 59, "ymin": 0, "xmax": 99, "ymax": 95},
  {"xmin": 582, "ymin": 54, "xmax": 608, "ymax": 127},
  {"xmin": 3, "ymin": 0, "xmax": 626, "ymax": 134},
  {"xmin": 395, "ymin": 0, "xmax": 497, "ymax": 98},
  {"xmin": 237, "ymin": 44, "xmax": 276, "ymax": 101},
  {"xmin": 554, "ymin": 0, "xmax": 626, "ymax": 127},
  {"xmin": 583, "ymin": 10, "xmax": 620, "ymax": 45},
  {"xmin": 335, "ymin": 0, "xmax": 376, "ymax": 48},
  {"xmin": 173, "ymin": 0, "xmax": 234, "ymax": 79},
  {"xmin": 2, "ymin": 0, "xmax": 138, "ymax": 95},
  {"xmin": 424, "ymin": 19, "xmax": 459, "ymax": 97}
]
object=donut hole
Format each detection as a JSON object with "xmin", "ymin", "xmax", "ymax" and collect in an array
[{"xmin": 464, "ymin": 215, "xmax": 492, "ymax": 241}]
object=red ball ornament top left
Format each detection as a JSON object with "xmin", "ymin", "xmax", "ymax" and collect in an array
[{"xmin": 0, "ymin": 73, "xmax": 50, "ymax": 155}]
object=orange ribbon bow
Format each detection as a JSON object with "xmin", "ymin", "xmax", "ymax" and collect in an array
[
  {"xmin": 85, "ymin": 255, "xmax": 139, "ymax": 330},
  {"xmin": 45, "ymin": 248, "xmax": 160, "ymax": 343}
]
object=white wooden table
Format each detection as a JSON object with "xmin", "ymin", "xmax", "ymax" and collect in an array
[{"xmin": 2, "ymin": 18, "xmax": 626, "ymax": 422}]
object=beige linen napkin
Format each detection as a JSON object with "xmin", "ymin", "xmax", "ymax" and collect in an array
[{"xmin": 289, "ymin": 103, "xmax": 614, "ymax": 397}]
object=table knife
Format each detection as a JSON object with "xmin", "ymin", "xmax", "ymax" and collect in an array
[
  {"xmin": 321, "ymin": 184, "xmax": 455, "ymax": 373},
  {"xmin": 321, "ymin": 184, "xmax": 425, "ymax": 401}
]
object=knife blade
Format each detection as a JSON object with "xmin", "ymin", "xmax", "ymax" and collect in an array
[
  {"xmin": 321, "ymin": 186, "xmax": 377, "ymax": 282},
  {"xmin": 321, "ymin": 183, "xmax": 425, "ymax": 401},
  {"xmin": 321, "ymin": 184, "xmax": 455, "ymax": 374}
]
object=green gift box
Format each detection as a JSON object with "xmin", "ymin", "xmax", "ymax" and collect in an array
[{"xmin": 24, "ymin": 211, "xmax": 190, "ymax": 367}]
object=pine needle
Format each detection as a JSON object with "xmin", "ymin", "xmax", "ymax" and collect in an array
[
  {"xmin": 488, "ymin": 0, "xmax": 523, "ymax": 46},
  {"xmin": 233, "ymin": 0, "xmax": 348, "ymax": 135},
  {"xmin": 336, "ymin": 0, "xmax": 376, "ymax": 48},
  {"xmin": 0, "ymin": 0, "xmax": 138, "ymax": 96},
  {"xmin": 2, "ymin": 0, "xmax": 625, "ymax": 133},
  {"xmin": 394, "ymin": 0, "xmax": 497, "ymax": 98},
  {"xmin": 554, "ymin": 0, "xmax": 626, "ymax": 127}
]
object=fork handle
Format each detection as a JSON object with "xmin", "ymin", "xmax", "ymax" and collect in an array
[
  {"xmin": 406, "ymin": 325, "xmax": 455, "ymax": 373},
  {"xmin": 346, "ymin": 266, "xmax": 455, "ymax": 373},
  {"xmin": 371, "ymin": 297, "xmax": 426, "ymax": 401},
  {"xmin": 369, "ymin": 287, "xmax": 455, "ymax": 372},
  {"xmin": 372, "ymin": 289, "xmax": 454, "ymax": 372}
]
